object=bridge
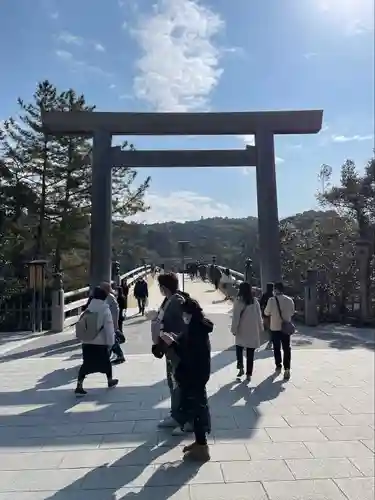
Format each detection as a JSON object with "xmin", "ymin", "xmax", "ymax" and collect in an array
[{"xmin": 0, "ymin": 269, "xmax": 373, "ymax": 498}]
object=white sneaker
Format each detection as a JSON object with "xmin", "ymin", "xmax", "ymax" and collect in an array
[{"xmin": 157, "ymin": 416, "xmax": 177, "ymax": 428}]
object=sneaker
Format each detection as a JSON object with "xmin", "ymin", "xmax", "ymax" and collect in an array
[
  {"xmin": 275, "ymin": 366, "xmax": 282, "ymax": 375},
  {"xmin": 74, "ymin": 386, "xmax": 87, "ymax": 397},
  {"xmin": 157, "ymin": 416, "xmax": 178, "ymax": 429},
  {"xmin": 266, "ymin": 341, "xmax": 273, "ymax": 350},
  {"xmin": 236, "ymin": 368, "xmax": 244, "ymax": 379},
  {"xmin": 183, "ymin": 443, "xmax": 210, "ymax": 462},
  {"xmin": 246, "ymin": 374, "xmax": 252, "ymax": 382},
  {"xmin": 111, "ymin": 357, "xmax": 125, "ymax": 365},
  {"xmin": 108, "ymin": 378, "xmax": 119, "ymax": 388},
  {"xmin": 283, "ymin": 369, "xmax": 291, "ymax": 381}
]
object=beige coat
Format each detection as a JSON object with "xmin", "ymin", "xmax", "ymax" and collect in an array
[{"xmin": 231, "ymin": 298, "xmax": 264, "ymax": 349}]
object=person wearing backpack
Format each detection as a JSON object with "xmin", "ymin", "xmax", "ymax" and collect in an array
[
  {"xmin": 231, "ymin": 282, "xmax": 263, "ymax": 381},
  {"xmin": 264, "ymin": 282, "xmax": 295, "ymax": 381},
  {"xmin": 75, "ymin": 286, "xmax": 119, "ymax": 396}
]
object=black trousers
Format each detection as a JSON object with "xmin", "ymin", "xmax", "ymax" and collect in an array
[
  {"xmin": 271, "ymin": 331, "xmax": 291, "ymax": 370},
  {"xmin": 236, "ymin": 345, "xmax": 255, "ymax": 376},
  {"xmin": 137, "ymin": 297, "xmax": 146, "ymax": 314}
]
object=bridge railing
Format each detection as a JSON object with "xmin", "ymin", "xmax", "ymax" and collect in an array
[{"xmin": 60, "ymin": 265, "xmax": 151, "ymax": 330}]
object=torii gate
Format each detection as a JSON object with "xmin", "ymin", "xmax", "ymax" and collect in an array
[{"xmin": 42, "ymin": 110, "xmax": 323, "ymax": 290}]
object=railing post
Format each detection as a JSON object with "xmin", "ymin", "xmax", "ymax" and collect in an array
[
  {"xmin": 304, "ymin": 269, "xmax": 318, "ymax": 326},
  {"xmin": 51, "ymin": 272, "xmax": 65, "ymax": 333}
]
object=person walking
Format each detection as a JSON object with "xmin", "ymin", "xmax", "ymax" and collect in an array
[
  {"xmin": 152, "ymin": 296, "xmax": 213, "ymax": 461},
  {"xmin": 120, "ymin": 277, "xmax": 129, "ymax": 318},
  {"xmin": 101, "ymin": 282, "xmax": 125, "ymax": 365},
  {"xmin": 74, "ymin": 286, "xmax": 119, "ymax": 396},
  {"xmin": 220, "ymin": 268, "xmax": 234, "ymax": 300},
  {"xmin": 117, "ymin": 286, "xmax": 126, "ymax": 332},
  {"xmin": 134, "ymin": 277, "xmax": 149, "ymax": 315},
  {"xmin": 231, "ymin": 282, "xmax": 263, "ymax": 381},
  {"xmin": 264, "ymin": 282, "xmax": 295, "ymax": 380},
  {"xmin": 151, "ymin": 272, "xmax": 193, "ymax": 435},
  {"xmin": 260, "ymin": 282, "xmax": 274, "ymax": 349}
]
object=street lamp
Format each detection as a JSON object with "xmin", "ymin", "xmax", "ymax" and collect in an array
[
  {"xmin": 244, "ymin": 258, "xmax": 253, "ymax": 285},
  {"xmin": 178, "ymin": 241, "xmax": 189, "ymax": 292},
  {"xmin": 27, "ymin": 259, "xmax": 47, "ymax": 333}
]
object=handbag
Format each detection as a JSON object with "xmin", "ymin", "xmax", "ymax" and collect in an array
[{"xmin": 275, "ymin": 296, "xmax": 295, "ymax": 335}]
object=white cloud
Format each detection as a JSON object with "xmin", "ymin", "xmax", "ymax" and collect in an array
[
  {"xmin": 58, "ymin": 31, "xmax": 83, "ymax": 46},
  {"xmin": 133, "ymin": 0, "xmax": 224, "ymax": 111},
  {"xmin": 50, "ymin": 11, "xmax": 59, "ymax": 20},
  {"xmin": 55, "ymin": 50, "xmax": 112, "ymax": 78},
  {"xmin": 238, "ymin": 135, "xmax": 255, "ymax": 146},
  {"xmin": 94, "ymin": 42, "xmax": 106, "ymax": 52},
  {"xmin": 56, "ymin": 50, "xmax": 73, "ymax": 60},
  {"xmin": 332, "ymin": 134, "xmax": 374, "ymax": 143},
  {"xmin": 130, "ymin": 190, "xmax": 234, "ymax": 223},
  {"xmin": 304, "ymin": 52, "xmax": 317, "ymax": 59},
  {"xmin": 109, "ymin": 84, "xmax": 116, "ymax": 89}
]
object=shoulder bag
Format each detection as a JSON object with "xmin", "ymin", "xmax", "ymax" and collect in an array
[{"xmin": 275, "ymin": 296, "xmax": 295, "ymax": 335}]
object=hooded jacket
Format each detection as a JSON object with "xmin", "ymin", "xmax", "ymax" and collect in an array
[{"xmin": 84, "ymin": 298, "xmax": 115, "ymax": 346}]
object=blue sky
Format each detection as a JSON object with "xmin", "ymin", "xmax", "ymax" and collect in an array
[{"xmin": 1, "ymin": 0, "xmax": 374, "ymax": 223}]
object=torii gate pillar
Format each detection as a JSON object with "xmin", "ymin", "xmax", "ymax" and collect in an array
[{"xmin": 255, "ymin": 131, "xmax": 282, "ymax": 288}]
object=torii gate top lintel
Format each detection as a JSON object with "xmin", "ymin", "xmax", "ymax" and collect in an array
[{"xmin": 42, "ymin": 109, "xmax": 323, "ymax": 136}]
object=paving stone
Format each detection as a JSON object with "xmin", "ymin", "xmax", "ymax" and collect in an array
[
  {"xmin": 320, "ymin": 426, "xmax": 374, "ymax": 441},
  {"xmin": 207, "ymin": 444, "xmax": 250, "ymax": 461},
  {"xmin": 335, "ymin": 477, "xmax": 375, "ymax": 500},
  {"xmin": 190, "ymin": 482, "xmax": 268, "ymax": 500},
  {"xmin": 266, "ymin": 427, "xmax": 328, "ymax": 442},
  {"xmin": 283, "ymin": 414, "xmax": 339, "ymax": 427},
  {"xmin": 3, "ymin": 468, "xmax": 88, "ymax": 492},
  {"xmin": 304, "ymin": 440, "xmax": 374, "ymax": 458},
  {"xmin": 361, "ymin": 438, "xmax": 375, "ymax": 452},
  {"xmin": 213, "ymin": 428, "xmax": 271, "ymax": 443},
  {"xmin": 332, "ymin": 413, "xmax": 375, "ymax": 427},
  {"xmin": 0, "ymin": 451, "xmax": 64, "ymax": 470},
  {"xmin": 286, "ymin": 457, "xmax": 363, "ymax": 479},
  {"xmin": 221, "ymin": 459, "xmax": 294, "ymax": 482},
  {"xmin": 263, "ymin": 478, "xmax": 348, "ymax": 499},
  {"xmin": 349, "ymin": 456, "xmax": 375, "ymax": 476},
  {"xmin": 246, "ymin": 441, "xmax": 312, "ymax": 460}
]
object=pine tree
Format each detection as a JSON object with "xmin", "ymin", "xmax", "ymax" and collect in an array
[{"xmin": 0, "ymin": 80, "xmax": 151, "ymax": 288}]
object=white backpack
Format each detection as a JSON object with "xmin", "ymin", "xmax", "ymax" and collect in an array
[{"xmin": 75, "ymin": 310, "xmax": 103, "ymax": 342}]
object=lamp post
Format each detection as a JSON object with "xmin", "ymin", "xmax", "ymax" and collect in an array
[
  {"xmin": 111, "ymin": 260, "xmax": 121, "ymax": 287},
  {"xmin": 178, "ymin": 241, "xmax": 189, "ymax": 292},
  {"xmin": 27, "ymin": 259, "xmax": 47, "ymax": 333},
  {"xmin": 245, "ymin": 258, "xmax": 253, "ymax": 286}
]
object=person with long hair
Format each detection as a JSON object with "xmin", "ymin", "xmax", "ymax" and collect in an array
[{"xmin": 231, "ymin": 281, "xmax": 263, "ymax": 381}]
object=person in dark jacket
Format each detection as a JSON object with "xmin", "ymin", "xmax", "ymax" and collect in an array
[
  {"xmin": 133, "ymin": 277, "xmax": 148, "ymax": 315},
  {"xmin": 152, "ymin": 295, "xmax": 213, "ymax": 461},
  {"xmin": 117, "ymin": 286, "xmax": 126, "ymax": 332},
  {"xmin": 260, "ymin": 282, "xmax": 274, "ymax": 349},
  {"xmin": 151, "ymin": 272, "xmax": 192, "ymax": 435},
  {"xmin": 120, "ymin": 278, "xmax": 129, "ymax": 317}
]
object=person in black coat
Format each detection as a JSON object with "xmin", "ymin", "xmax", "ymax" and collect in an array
[
  {"xmin": 152, "ymin": 295, "xmax": 213, "ymax": 462},
  {"xmin": 260, "ymin": 282, "xmax": 274, "ymax": 349},
  {"xmin": 120, "ymin": 278, "xmax": 129, "ymax": 316},
  {"xmin": 133, "ymin": 277, "xmax": 148, "ymax": 315}
]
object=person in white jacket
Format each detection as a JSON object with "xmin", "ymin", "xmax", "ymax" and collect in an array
[
  {"xmin": 231, "ymin": 282, "xmax": 264, "ymax": 381},
  {"xmin": 75, "ymin": 286, "xmax": 118, "ymax": 396}
]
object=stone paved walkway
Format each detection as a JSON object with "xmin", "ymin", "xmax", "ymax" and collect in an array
[{"xmin": 0, "ymin": 278, "xmax": 374, "ymax": 499}]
